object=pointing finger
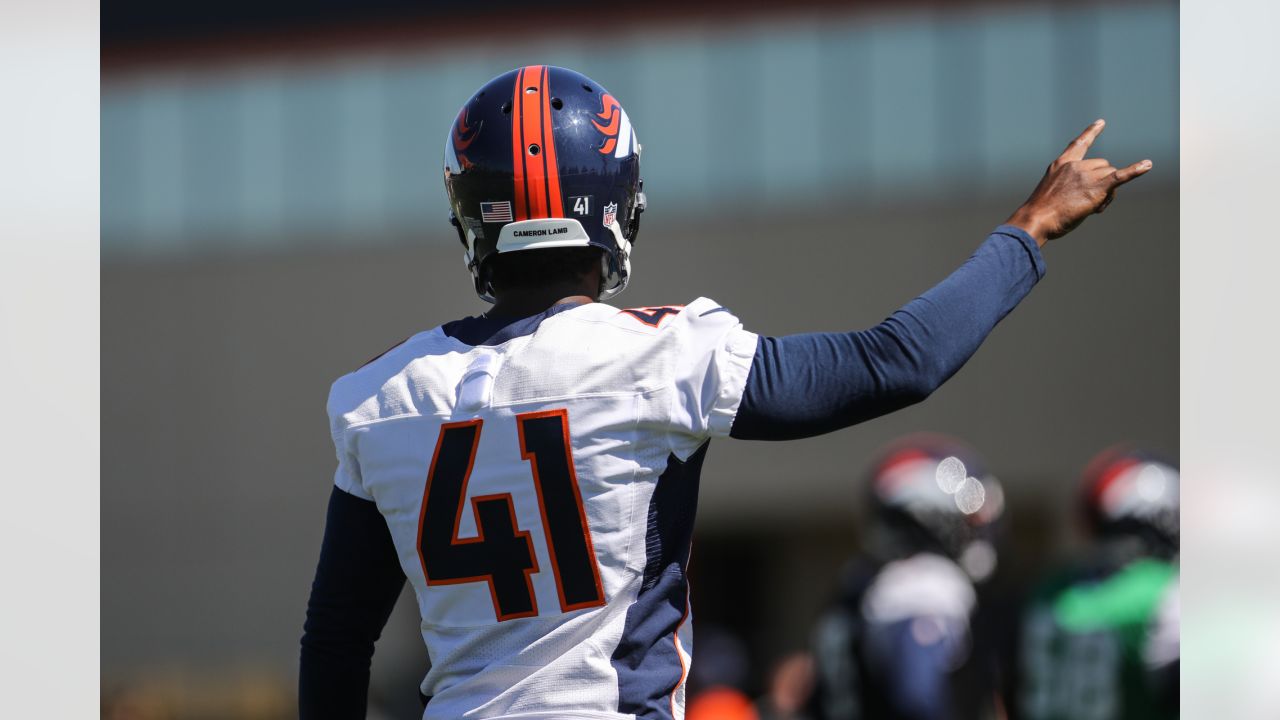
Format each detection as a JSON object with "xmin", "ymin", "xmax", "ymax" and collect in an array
[
  {"xmin": 1111, "ymin": 159, "xmax": 1153, "ymax": 186},
  {"xmin": 1059, "ymin": 119, "xmax": 1106, "ymax": 162}
]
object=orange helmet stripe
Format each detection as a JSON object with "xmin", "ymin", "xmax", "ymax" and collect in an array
[
  {"xmin": 539, "ymin": 65, "xmax": 564, "ymax": 218},
  {"xmin": 519, "ymin": 65, "xmax": 546, "ymax": 219},
  {"xmin": 510, "ymin": 66, "xmax": 530, "ymax": 221}
]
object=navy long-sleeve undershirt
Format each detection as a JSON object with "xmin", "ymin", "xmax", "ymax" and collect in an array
[
  {"xmin": 730, "ymin": 225, "xmax": 1044, "ymax": 440},
  {"xmin": 300, "ymin": 487, "xmax": 407, "ymax": 719}
]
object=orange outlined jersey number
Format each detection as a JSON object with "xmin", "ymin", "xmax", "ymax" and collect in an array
[
  {"xmin": 620, "ymin": 305, "xmax": 683, "ymax": 328},
  {"xmin": 418, "ymin": 412, "xmax": 605, "ymax": 622}
]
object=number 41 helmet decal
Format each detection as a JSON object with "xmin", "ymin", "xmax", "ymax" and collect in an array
[{"xmin": 444, "ymin": 66, "xmax": 646, "ymax": 303}]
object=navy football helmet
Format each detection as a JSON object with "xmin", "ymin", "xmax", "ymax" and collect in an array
[
  {"xmin": 443, "ymin": 65, "xmax": 645, "ymax": 302},
  {"xmin": 865, "ymin": 434, "xmax": 1007, "ymax": 582},
  {"xmin": 1080, "ymin": 446, "xmax": 1179, "ymax": 557}
]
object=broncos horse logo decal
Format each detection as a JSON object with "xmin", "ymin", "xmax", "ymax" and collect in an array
[
  {"xmin": 451, "ymin": 105, "xmax": 482, "ymax": 170},
  {"xmin": 592, "ymin": 93, "xmax": 634, "ymax": 158}
]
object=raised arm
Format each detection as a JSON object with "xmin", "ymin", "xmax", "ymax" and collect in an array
[{"xmin": 731, "ymin": 120, "xmax": 1151, "ymax": 441}]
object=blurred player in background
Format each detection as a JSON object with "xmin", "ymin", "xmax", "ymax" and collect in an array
[
  {"xmin": 299, "ymin": 64, "xmax": 1152, "ymax": 719},
  {"xmin": 808, "ymin": 435, "xmax": 1010, "ymax": 720},
  {"xmin": 1015, "ymin": 448, "xmax": 1179, "ymax": 720},
  {"xmin": 685, "ymin": 625, "xmax": 757, "ymax": 720},
  {"xmin": 755, "ymin": 652, "xmax": 817, "ymax": 720}
]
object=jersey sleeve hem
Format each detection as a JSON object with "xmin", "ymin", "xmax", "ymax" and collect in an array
[
  {"xmin": 707, "ymin": 327, "xmax": 759, "ymax": 437},
  {"xmin": 328, "ymin": 376, "xmax": 374, "ymax": 501},
  {"xmin": 333, "ymin": 464, "xmax": 373, "ymax": 500},
  {"xmin": 330, "ymin": 428, "xmax": 374, "ymax": 501}
]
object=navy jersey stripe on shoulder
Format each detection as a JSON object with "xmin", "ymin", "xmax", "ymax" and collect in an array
[{"xmin": 441, "ymin": 300, "xmax": 586, "ymax": 346}]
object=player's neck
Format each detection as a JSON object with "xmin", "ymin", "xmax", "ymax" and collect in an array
[{"xmin": 488, "ymin": 283, "xmax": 596, "ymax": 319}]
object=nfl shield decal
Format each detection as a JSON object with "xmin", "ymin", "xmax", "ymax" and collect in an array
[{"xmin": 602, "ymin": 202, "xmax": 618, "ymax": 227}]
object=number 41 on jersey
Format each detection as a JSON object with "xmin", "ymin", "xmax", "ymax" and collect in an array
[{"xmin": 417, "ymin": 409, "xmax": 605, "ymax": 621}]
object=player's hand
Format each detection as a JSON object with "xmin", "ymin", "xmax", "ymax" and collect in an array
[{"xmin": 1005, "ymin": 119, "xmax": 1152, "ymax": 246}]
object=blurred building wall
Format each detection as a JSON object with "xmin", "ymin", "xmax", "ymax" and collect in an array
[
  {"xmin": 101, "ymin": 0, "xmax": 1177, "ymax": 711},
  {"xmin": 102, "ymin": 2, "xmax": 1177, "ymax": 255}
]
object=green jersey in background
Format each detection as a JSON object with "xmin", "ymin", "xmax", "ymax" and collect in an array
[{"xmin": 1018, "ymin": 555, "xmax": 1179, "ymax": 720}]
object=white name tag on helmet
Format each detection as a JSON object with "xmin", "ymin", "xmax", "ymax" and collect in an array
[{"xmin": 496, "ymin": 218, "xmax": 592, "ymax": 253}]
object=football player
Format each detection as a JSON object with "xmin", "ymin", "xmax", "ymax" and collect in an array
[
  {"xmin": 809, "ymin": 434, "xmax": 1009, "ymax": 720},
  {"xmin": 299, "ymin": 65, "xmax": 1152, "ymax": 720},
  {"xmin": 1015, "ymin": 448, "xmax": 1179, "ymax": 720}
]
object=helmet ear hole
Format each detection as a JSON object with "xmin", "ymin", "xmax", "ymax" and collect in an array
[
  {"xmin": 501, "ymin": 101, "xmax": 512, "ymax": 115},
  {"xmin": 551, "ymin": 97, "xmax": 563, "ymax": 110}
]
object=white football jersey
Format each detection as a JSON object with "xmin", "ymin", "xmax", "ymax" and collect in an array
[{"xmin": 326, "ymin": 297, "xmax": 758, "ymax": 720}]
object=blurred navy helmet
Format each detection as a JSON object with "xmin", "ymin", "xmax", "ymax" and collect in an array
[
  {"xmin": 866, "ymin": 434, "xmax": 1006, "ymax": 581},
  {"xmin": 443, "ymin": 65, "xmax": 645, "ymax": 303},
  {"xmin": 1081, "ymin": 446, "xmax": 1179, "ymax": 556}
]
